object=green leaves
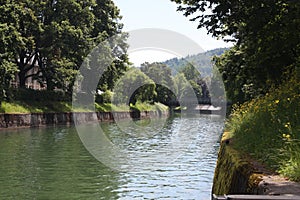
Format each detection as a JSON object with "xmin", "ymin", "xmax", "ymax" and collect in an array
[
  {"xmin": 0, "ymin": 60, "xmax": 18, "ymax": 101},
  {"xmin": 113, "ymin": 68, "xmax": 156, "ymax": 105},
  {"xmin": 172, "ymin": 0, "xmax": 300, "ymax": 104},
  {"xmin": 141, "ymin": 62, "xmax": 176, "ymax": 105},
  {"xmin": 0, "ymin": 0, "xmax": 129, "ymax": 98}
]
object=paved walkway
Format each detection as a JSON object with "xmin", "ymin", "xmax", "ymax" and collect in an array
[{"xmin": 259, "ymin": 175, "xmax": 300, "ymax": 195}]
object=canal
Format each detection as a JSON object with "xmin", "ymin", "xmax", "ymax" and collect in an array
[{"xmin": 0, "ymin": 115, "xmax": 224, "ymax": 199}]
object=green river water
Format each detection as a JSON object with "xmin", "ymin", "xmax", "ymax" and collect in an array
[{"xmin": 0, "ymin": 115, "xmax": 224, "ymax": 199}]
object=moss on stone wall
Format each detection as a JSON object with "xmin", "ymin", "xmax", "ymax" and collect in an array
[
  {"xmin": 0, "ymin": 111, "xmax": 169, "ymax": 129},
  {"xmin": 212, "ymin": 132, "xmax": 263, "ymax": 195}
]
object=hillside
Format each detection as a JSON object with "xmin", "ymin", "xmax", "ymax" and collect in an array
[{"xmin": 163, "ymin": 48, "xmax": 228, "ymax": 77}]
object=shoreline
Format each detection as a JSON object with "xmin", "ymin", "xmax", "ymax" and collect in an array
[
  {"xmin": 0, "ymin": 110, "xmax": 170, "ymax": 130},
  {"xmin": 212, "ymin": 132, "xmax": 300, "ymax": 197}
]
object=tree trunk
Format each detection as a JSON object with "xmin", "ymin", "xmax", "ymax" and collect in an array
[
  {"xmin": 18, "ymin": 70, "xmax": 26, "ymax": 88},
  {"xmin": 46, "ymin": 76, "xmax": 55, "ymax": 91}
]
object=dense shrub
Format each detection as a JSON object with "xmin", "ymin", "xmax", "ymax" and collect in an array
[
  {"xmin": 227, "ymin": 75, "xmax": 300, "ymax": 181},
  {"xmin": 10, "ymin": 88, "xmax": 71, "ymax": 102},
  {"xmin": 95, "ymin": 90, "xmax": 113, "ymax": 104}
]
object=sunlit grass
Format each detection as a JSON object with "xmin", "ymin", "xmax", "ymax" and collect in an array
[
  {"xmin": 95, "ymin": 103, "xmax": 130, "ymax": 112},
  {"xmin": 1, "ymin": 101, "xmax": 169, "ymax": 114},
  {"xmin": 130, "ymin": 101, "xmax": 169, "ymax": 112},
  {"xmin": 0, "ymin": 101, "xmax": 78, "ymax": 113},
  {"xmin": 226, "ymin": 75, "xmax": 300, "ymax": 181},
  {"xmin": 1, "ymin": 102, "xmax": 32, "ymax": 113}
]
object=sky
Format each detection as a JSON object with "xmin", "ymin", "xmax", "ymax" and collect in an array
[{"xmin": 113, "ymin": 0, "xmax": 233, "ymax": 66}]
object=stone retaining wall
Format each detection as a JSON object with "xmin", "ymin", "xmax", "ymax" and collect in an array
[
  {"xmin": 0, "ymin": 110, "xmax": 169, "ymax": 129},
  {"xmin": 212, "ymin": 138, "xmax": 262, "ymax": 196},
  {"xmin": 212, "ymin": 132, "xmax": 300, "ymax": 198}
]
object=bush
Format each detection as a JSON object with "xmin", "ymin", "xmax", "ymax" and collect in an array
[
  {"xmin": 95, "ymin": 90, "xmax": 113, "ymax": 104},
  {"xmin": 10, "ymin": 88, "xmax": 71, "ymax": 102},
  {"xmin": 227, "ymin": 75, "xmax": 300, "ymax": 180}
]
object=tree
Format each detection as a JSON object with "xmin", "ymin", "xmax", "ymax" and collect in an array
[
  {"xmin": 0, "ymin": 0, "xmax": 129, "ymax": 94},
  {"xmin": 0, "ymin": 1, "xmax": 39, "ymax": 88},
  {"xmin": 172, "ymin": 0, "xmax": 300, "ymax": 104},
  {"xmin": 0, "ymin": 60, "xmax": 18, "ymax": 102},
  {"xmin": 140, "ymin": 62, "xmax": 177, "ymax": 106},
  {"xmin": 77, "ymin": 0, "xmax": 129, "ymax": 93},
  {"xmin": 173, "ymin": 73, "xmax": 189, "ymax": 102},
  {"xmin": 213, "ymin": 47, "xmax": 249, "ymax": 103},
  {"xmin": 179, "ymin": 63, "xmax": 200, "ymax": 81},
  {"xmin": 179, "ymin": 63, "xmax": 210, "ymax": 103},
  {"xmin": 0, "ymin": 9, "xmax": 20, "ymax": 101},
  {"xmin": 112, "ymin": 68, "xmax": 156, "ymax": 105}
]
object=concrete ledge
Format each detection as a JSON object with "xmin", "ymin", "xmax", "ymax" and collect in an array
[
  {"xmin": 212, "ymin": 132, "xmax": 300, "ymax": 198},
  {"xmin": 0, "ymin": 110, "xmax": 169, "ymax": 129},
  {"xmin": 213, "ymin": 194, "xmax": 300, "ymax": 200},
  {"xmin": 212, "ymin": 136, "xmax": 259, "ymax": 195}
]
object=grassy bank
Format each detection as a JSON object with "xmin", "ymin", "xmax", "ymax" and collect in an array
[
  {"xmin": 225, "ymin": 75, "xmax": 300, "ymax": 181},
  {"xmin": 0, "ymin": 101, "xmax": 169, "ymax": 114}
]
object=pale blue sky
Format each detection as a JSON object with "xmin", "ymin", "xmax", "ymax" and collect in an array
[{"xmin": 113, "ymin": 0, "xmax": 232, "ymax": 65}]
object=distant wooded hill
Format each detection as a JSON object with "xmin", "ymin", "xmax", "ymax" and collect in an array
[{"xmin": 162, "ymin": 48, "xmax": 228, "ymax": 77}]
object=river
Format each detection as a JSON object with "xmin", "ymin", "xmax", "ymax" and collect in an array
[{"xmin": 0, "ymin": 115, "xmax": 224, "ymax": 199}]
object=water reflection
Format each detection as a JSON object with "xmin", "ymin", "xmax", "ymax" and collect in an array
[
  {"xmin": 0, "ymin": 127, "xmax": 120, "ymax": 200},
  {"xmin": 100, "ymin": 115, "xmax": 224, "ymax": 199},
  {"xmin": 0, "ymin": 115, "xmax": 223, "ymax": 199}
]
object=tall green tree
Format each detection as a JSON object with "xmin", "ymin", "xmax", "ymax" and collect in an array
[
  {"xmin": 178, "ymin": 63, "xmax": 212, "ymax": 103},
  {"xmin": 0, "ymin": 1, "xmax": 39, "ymax": 88},
  {"xmin": 172, "ymin": 0, "xmax": 300, "ymax": 103},
  {"xmin": 112, "ymin": 68, "xmax": 156, "ymax": 105},
  {"xmin": 0, "ymin": 60, "xmax": 18, "ymax": 102},
  {"xmin": 140, "ymin": 62, "xmax": 176, "ymax": 106},
  {"xmin": 0, "ymin": 0, "xmax": 128, "ymax": 94},
  {"xmin": 179, "ymin": 63, "xmax": 202, "ymax": 100},
  {"xmin": 173, "ymin": 73, "xmax": 189, "ymax": 102},
  {"xmin": 0, "ymin": 3, "xmax": 22, "ymax": 101}
]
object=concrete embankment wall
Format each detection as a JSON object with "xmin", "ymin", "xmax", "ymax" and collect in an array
[
  {"xmin": 212, "ymin": 133, "xmax": 300, "ymax": 198},
  {"xmin": 212, "ymin": 133, "xmax": 264, "ymax": 196},
  {"xmin": 0, "ymin": 110, "xmax": 168, "ymax": 129}
]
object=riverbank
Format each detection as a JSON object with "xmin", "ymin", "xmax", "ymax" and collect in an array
[
  {"xmin": 0, "ymin": 100, "xmax": 168, "ymax": 113},
  {"xmin": 0, "ymin": 100, "xmax": 170, "ymax": 129},
  {"xmin": 212, "ymin": 132, "xmax": 300, "ymax": 197},
  {"xmin": 0, "ymin": 110, "xmax": 169, "ymax": 129},
  {"xmin": 223, "ymin": 76, "xmax": 300, "ymax": 181}
]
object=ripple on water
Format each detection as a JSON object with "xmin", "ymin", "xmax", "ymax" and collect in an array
[{"xmin": 0, "ymin": 115, "xmax": 224, "ymax": 200}]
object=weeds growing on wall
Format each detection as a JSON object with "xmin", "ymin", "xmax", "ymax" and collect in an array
[{"xmin": 226, "ymin": 75, "xmax": 300, "ymax": 181}]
